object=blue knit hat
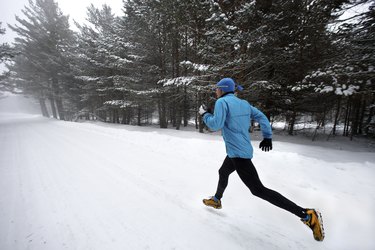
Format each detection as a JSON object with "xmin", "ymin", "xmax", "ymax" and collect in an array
[{"xmin": 216, "ymin": 78, "xmax": 243, "ymax": 93}]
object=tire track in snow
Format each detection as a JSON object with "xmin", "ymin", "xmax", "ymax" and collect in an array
[{"xmin": 3, "ymin": 118, "xmax": 250, "ymax": 249}]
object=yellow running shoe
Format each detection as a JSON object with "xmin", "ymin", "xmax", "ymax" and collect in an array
[
  {"xmin": 302, "ymin": 209, "xmax": 325, "ymax": 241},
  {"xmin": 203, "ymin": 196, "xmax": 222, "ymax": 209}
]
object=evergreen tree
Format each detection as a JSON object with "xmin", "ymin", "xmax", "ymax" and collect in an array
[
  {"xmin": 0, "ymin": 22, "xmax": 17, "ymax": 94},
  {"xmin": 204, "ymin": 0, "xmax": 349, "ymax": 134},
  {"xmin": 123, "ymin": 0, "xmax": 198, "ymax": 128},
  {"xmin": 4, "ymin": 0, "xmax": 371, "ymax": 137},
  {"xmin": 8, "ymin": 0, "xmax": 75, "ymax": 119},
  {"xmin": 74, "ymin": 4, "xmax": 137, "ymax": 123},
  {"xmin": 297, "ymin": 1, "xmax": 375, "ymax": 137},
  {"xmin": 0, "ymin": 22, "xmax": 16, "ymax": 63}
]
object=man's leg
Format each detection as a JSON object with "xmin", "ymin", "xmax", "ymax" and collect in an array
[
  {"xmin": 214, "ymin": 156, "xmax": 236, "ymax": 200},
  {"xmin": 232, "ymin": 158, "xmax": 306, "ymax": 218}
]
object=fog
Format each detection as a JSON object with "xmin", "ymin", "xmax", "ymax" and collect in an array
[{"xmin": 0, "ymin": 93, "xmax": 40, "ymax": 114}]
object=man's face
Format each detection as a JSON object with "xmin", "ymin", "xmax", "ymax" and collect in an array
[{"xmin": 216, "ymin": 88, "xmax": 223, "ymax": 98}]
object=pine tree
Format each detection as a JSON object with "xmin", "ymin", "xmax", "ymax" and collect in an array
[
  {"xmin": 0, "ymin": 22, "xmax": 17, "ymax": 94},
  {"xmin": 0, "ymin": 22, "xmax": 16, "ymax": 63},
  {"xmin": 74, "ymin": 4, "xmax": 136, "ymax": 123},
  {"xmin": 123, "ymin": 0, "xmax": 185, "ymax": 128},
  {"xmin": 8, "ymin": 0, "xmax": 75, "ymax": 119},
  {"xmin": 4, "ymin": 0, "xmax": 370, "ymax": 137},
  {"xmin": 298, "ymin": 1, "xmax": 375, "ymax": 137}
]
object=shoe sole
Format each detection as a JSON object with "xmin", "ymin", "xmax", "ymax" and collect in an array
[
  {"xmin": 202, "ymin": 200, "xmax": 222, "ymax": 209},
  {"xmin": 314, "ymin": 209, "xmax": 325, "ymax": 241}
]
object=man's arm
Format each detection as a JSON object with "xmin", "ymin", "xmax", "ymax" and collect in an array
[
  {"xmin": 250, "ymin": 106, "xmax": 272, "ymax": 139},
  {"xmin": 250, "ymin": 106, "xmax": 273, "ymax": 152},
  {"xmin": 202, "ymin": 99, "xmax": 227, "ymax": 131}
]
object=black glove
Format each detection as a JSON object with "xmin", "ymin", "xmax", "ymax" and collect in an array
[{"xmin": 259, "ymin": 138, "xmax": 272, "ymax": 152}]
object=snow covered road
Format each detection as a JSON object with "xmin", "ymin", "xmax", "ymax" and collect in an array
[{"xmin": 0, "ymin": 113, "xmax": 374, "ymax": 250}]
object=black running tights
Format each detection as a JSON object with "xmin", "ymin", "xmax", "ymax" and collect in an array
[{"xmin": 214, "ymin": 156, "xmax": 306, "ymax": 218}]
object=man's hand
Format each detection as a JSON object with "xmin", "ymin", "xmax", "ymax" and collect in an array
[
  {"xmin": 199, "ymin": 104, "xmax": 208, "ymax": 116},
  {"xmin": 259, "ymin": 138, "xmax": 272, "ymax": 152}
]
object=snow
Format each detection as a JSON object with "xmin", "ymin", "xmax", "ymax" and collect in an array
[
  {"xmin": 319, "ymin": 86, "xmax": 334, "ymax": 94},
  {"xmin": 180, "ymin": 61, "xmax": 210, "ymax": 72},
  {"xmin": 342, "ymin": 85, "xmax": 360, "ymax": 96},
  {"xmin": 75, "ymin": 76, "xmax": 100, "ymax": 82},
  {"xmin": 0, "ymin": 96, "xmax": 375, "ymax": 250},
  {"xmin": 334, "ymin": 87, "xmax": 343, "ymax": 95},
  {"xmin": 103, "ymin": 100, "xmax": 135, "ymax": 108},
  {"xmin": 157, "ymin": 77, "xmax": 196, "ymax": 87}
]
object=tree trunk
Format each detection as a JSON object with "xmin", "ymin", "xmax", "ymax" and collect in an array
[
  {"xmin": 288, "ymin": 111, "xmax": 296, "ymax": 135},
  {"xmin": 171, "ymin": 105, "xmax": 176, "ymax": 127},
  {"xmin": 158, "ymin": 93, "xmax": 168, "ymax": 128},
  {"xmin": 332, "ymin": 96, "xmax": 341, "ymax": 135},
  {"xmin": 111, "ymin": 110, "xmax": 115, "ymax": 123},
  {"xmin": 198, "ymin": 114, "xmax": 204, "ymax": 133},
  {"xmin": 137, "ymin": 105, "xmax": 141, "ymax": 126},
  {"xmin": 176, "ymin": 100, "xmax": 182, "ymax": 130},
  {"xmin": 183, "ymin": 28, "xmax": 189, "ymax": 128},
  {"xmin": 116, "ymin": 109, "xmax": 120, "ymax": 123},
  {"xmin": 49, "ymin": 96, "xmax": 57, "ymax": 119},
  {"xmin": 52, "ymin": 77, "xmax": 65, "ymax": 120},
  {"xmin": 358, "ymin": 94, "xmax": 366, "ymax": 135},
  {"xmin": 158, "ymin": 35, "xmax": 168, "ymax": 128},
  {"xmin": 365, "ymin": 93, "xmax": 374, "ymax": 135},
  {"xmin": 343, "ymin": 97, "xmax": 352, "ymax": 136},
  {"xmin": 121, "ymin": 110, "xmax": 126, "ymax": 124},
  {"xmin": 351, "ymin": 96, "xmax": 361, "ymax": 136},
  {"xmin": 183, "ymin": 85, "xmax": 188, "ymax": 127},
  {"xmin": 55, "ymin": 97, "xmax": 65, "ymax": 120},
  {"xmin": 39, "ymin": 98, "xmax": 49, "ymax": 117},
  {"xmin": 198, "ymin": 92, "xmax": 206, "ymax": 133},
  {"xmin": 175, "ymin": 91, "xmax": 182, "ymax": 130}
]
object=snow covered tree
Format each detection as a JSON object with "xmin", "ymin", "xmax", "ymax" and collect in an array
[
  {"xmin": 202, "ymin": 0, "xmax": 350, "ymax": 134},
  {"xmin": 122, "ymin": 0, "xmax": 212, "ymax": 129},
  {"xmin": 121, "ymin": 0, "xmax": 350, "ymax": 133},
  {"xmin": 0, "ymin": 23, "xmax": 14, "ymax": 94},
  {"xmin": 119, "ymin": 1, "xmax": 164, "ymax": 126},
  {"xmin": 292, "ymin": 0, "xmax": 374, "ymax": 136},
  {"xmin": 269, "ymin": 0, "xmax": 344, "ymax": 135},
  {"xmin": 123, "ymin": 0, "xmax": 178, "ymax": 128},
  {"xmin": 8, "ymin": 0, "xmax": 75, "ymax": 120},
  {"xmin": 295, "ymin": 1, "xmax": 375, "ymax": 137},
  {"xmin": 4, "ymin": 0, "xmax": 371, "ymax": 137},
  {"xmin": 333, "ymin": 1, "xmax": 375, "ymax": 137},
  {"xmin": 74, "ymin": 4, "xmax": 139, "ymax": 123},
  {"xmin": 0, "ymin": 22, "xmax": 16, "ymax": 63}
]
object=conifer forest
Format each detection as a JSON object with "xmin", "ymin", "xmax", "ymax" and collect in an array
[{"xmin": 1, "ymin": 0, "xmax": 374, "ymax": 138}]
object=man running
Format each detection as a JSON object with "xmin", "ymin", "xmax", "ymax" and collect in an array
[{"xmin": 199, "ymin": 78, "xmax": 324, "ymax": 241}]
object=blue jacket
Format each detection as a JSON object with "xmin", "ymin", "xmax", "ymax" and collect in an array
[{"xmin": 203, "ymin": 93, "xmax": 272, "ymax": 159}]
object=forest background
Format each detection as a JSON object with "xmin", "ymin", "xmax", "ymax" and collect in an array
[{"xmin": 0, "ymin": 0, "xmax": 374, "ymax": 139}]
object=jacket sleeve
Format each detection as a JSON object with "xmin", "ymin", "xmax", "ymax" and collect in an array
[
  {"xmin": 250, "ymin": 106, "xmax": 272, "ymax": 139},
  {"xmin": 202, "ymin": 99, "xmax": 227, "ymax": 131}
]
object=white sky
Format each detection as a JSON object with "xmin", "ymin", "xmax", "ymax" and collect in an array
[
  {"xmin": 0, "ymin": 0, "xmax": 124, "ymax": 73},
  {"xmin": 0, "ymin": 0, "xmax": 124, "ymax": 43}
]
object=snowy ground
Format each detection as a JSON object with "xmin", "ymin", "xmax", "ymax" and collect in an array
[{"xmin": 0, "ymin": 95, "xmax": 374, "ymax": 250}]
